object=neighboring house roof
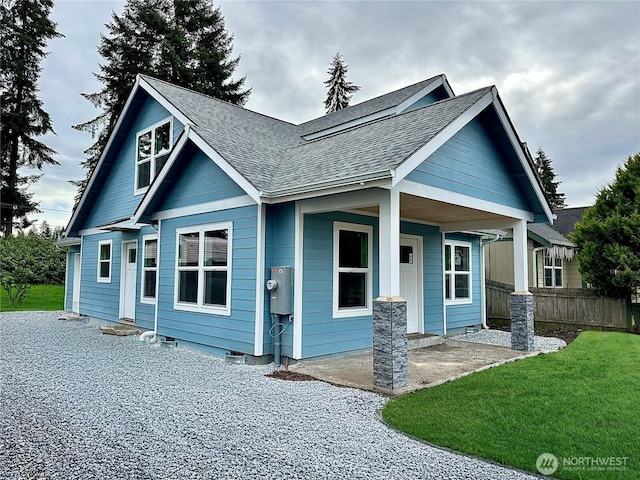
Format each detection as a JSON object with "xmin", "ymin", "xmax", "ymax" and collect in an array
[
  {"xmin": 552, "ymin": 207, "xmax": 588, "ymax": 236},
  {"xmin": 297, "ymin": 74, "xmax": 453, "ymax": 137},
  {"xmin": 528, "ymin": 222, "xmax": 574, "ymax": 248}
]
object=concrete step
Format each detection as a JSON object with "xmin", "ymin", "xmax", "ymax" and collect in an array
[{"xmin": 407, "ymin": 334, "xmax": 444, "ymax": 350}]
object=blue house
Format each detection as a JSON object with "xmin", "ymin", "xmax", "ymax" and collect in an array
[{"xmin": 61, "ymin": 73, "xmax": 551, "ymax": 361}]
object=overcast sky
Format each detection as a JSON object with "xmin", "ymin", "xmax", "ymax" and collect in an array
[{"xmin": 35, "ymin": 0, "xmax": 640, "ymax": 230}]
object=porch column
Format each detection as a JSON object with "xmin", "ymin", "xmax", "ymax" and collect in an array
[
  {"xmin": 374, "ymin": 190, "xmax": 407, "ymax": 392},
  {"xmin": 379, "ymin": 189, "xmax": 400, "ymax": 296},
  {"xmin": 511, "ymin": 219, "xmax": 534, "ymax": 351}
]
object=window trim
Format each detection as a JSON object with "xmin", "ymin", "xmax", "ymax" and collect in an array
[
  {"xmin": 97, "ymin": 239, "xmax": 112, "ymax": 283},
  {"xmin": 173, "ymin": 222, "xmax": 232, "ymax": 316},
  {"xmin": 444, "ymin": 239, "xmax": 472, "ymax": 305},
  {"xmin": 544, "ymin": 253, "xmax": 563, "ymax": 288},
  {"xmin": 134, "ymin": 117, "xmax": 173, "ymax": 195},
  {"xmin": 141, "ymin": 234, "xmax": 158, "ymax": 304},
  {"xmin": 333, "ymin": 221, "xmax": 373, "ymax": 318}
]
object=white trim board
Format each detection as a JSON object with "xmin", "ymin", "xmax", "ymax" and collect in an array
[
  {"xmin": 151, "ymin": 195, "xmax": 255, "ymax": 221},
  {"xmin": 253, "ymin": 204, "xmax": 266, "ymax": 356}
]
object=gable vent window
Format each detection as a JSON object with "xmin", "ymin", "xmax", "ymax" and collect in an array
[{"xmin": 135, "ymin": 118, "xmax": 172, "ymax": 193}]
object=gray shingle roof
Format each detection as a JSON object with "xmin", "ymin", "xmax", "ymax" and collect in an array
[
  {"xmin": 528, "ymin": 222, "xmax": 574, "ymax": 247},
  {"xmin": 142, "ymin": 76, "xmax": 304, "ymax": 192},
  {"xmin": 267, "ymin": 87, "xmax": 491, "ymax": 195},
  {"xmin": 552, "ymin": 207, "xmax": 588, "ymax": 236},
  {"xmin": 298, "ymin": 75, "xmax": 445, "ymax": 136},
  {"xmin": 141, "ymin": 75, "xmax": 490, "ymax": 197}
]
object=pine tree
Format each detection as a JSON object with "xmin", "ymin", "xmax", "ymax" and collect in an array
[
  {"xmin": 72, "ymin": 0, "xmax": 250, "ymax": 203},
  {"xmin": 0, "ymin": 0, "xmax": 62, "ymax": 236},
  {"xmin": 323, "ymin": 53, "xmax": 360, "ymax": 114},
  {"xmin": 533, "ymin": 147, "xmax": 566, "ymax": 209}
]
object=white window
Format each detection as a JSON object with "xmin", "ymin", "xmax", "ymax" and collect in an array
[
  {"xmin": 544, "ymin": 254, "xmax": 563, "ymax": 288},
  {"xmin": 333, "ymin": 222, "xmax": 373, "ymax": 318},
  {"xmin": 141, "ymin": 235, "xmax": 158, "ymax": 303},
  {"xmin": 135, "ymin": 118, "xmax": 172, "ymax": 194},
  {"xmin": 444, "ymin": 240, "xmax": 472, "ymax": 304},
  {"xmin": 174, "ymin": 222, "xmax": 232, "ymax": 315},
  {"xmin": 97, "ymin": 240, "xmax": 112, "ymax": 283}
]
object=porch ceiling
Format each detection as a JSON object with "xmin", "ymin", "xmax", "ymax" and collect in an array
[{"xmin": 354, "ymin": 193, "xmax": 510, "ymax": 226}]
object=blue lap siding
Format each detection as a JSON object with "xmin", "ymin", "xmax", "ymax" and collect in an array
[
  {"xmin": 264, "ymin": 202, "xmax": 296, "ymax": 357},
  {"xmin": 156, "ymin": 206, "xmax": 258, "ymax": 354},
  {"xmin": 301, "ymin": 212, "xmax": 379, "ymax": 358},
  {"xmin": 82, "ymin": 96, "xmax": 184, "ymax": 229},
  {"xmin": 406, "ymin": 118, "xmax": 528, "ymax": 211}
]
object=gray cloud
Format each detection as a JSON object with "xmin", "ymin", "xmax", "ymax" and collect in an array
[{"xmin": 34, "ymin": 1, "xmax": 639, "ymax": 228}]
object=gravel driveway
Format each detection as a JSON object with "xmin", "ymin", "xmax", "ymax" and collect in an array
[{"xmin": 1, "ymin": 312, "xmax": 539, "ymax": 480}]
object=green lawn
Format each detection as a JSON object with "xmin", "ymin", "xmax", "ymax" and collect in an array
[
  {"xmin": 383, "ymin": 332, "xmax": 639, "ymax": 479},
  {"xmin": 0, "ymin": 284, "xmax": 64, "ymax": 312}
]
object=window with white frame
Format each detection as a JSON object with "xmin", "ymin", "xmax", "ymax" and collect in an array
[
  {"xmin": 544, "ymin": 254, "xmax": 563, "ymax": 288},
  {"xmin": 141, "ymin": 235, "xmax": 158, "ymax": 302},
  {"xmin": 175, "ymin": 222, "xmax": 232, "ymax": 314},
  {"xmin": 444, "ymin": 240, "xmax": 471, "ymax": 304},
  {"xmin": 97, "ymin": 240, "xmax": 112, "ymax": 283},
  {"xmin": 135, "ymin": 118, "xmax": 172, "ymax": 193},
  {"xmin": 333, "ymin": 222, "xmax": 373, "ymax": 317}
]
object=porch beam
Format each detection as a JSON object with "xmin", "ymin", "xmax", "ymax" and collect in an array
[{"xmin": 379, "ymin": 189, "xmax": 401, "ymax": 296}]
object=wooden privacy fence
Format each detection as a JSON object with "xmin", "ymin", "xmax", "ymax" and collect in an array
[{"xmin": 486, "ymin": 280, "xmax": 630, "ymax": 331}]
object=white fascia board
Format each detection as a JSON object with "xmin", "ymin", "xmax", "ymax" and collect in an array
[
  {"xmin": 132, "ymin": 125, "xmax": 192, "ymax": 224},
  {"xmin": 491, "ymin": 91, "xmax": 553, "ymax": 223},
  {"xmin": 65, "ymin": 75, "xmax": 147, "ymax": 237},
  {"xmin": 138, "ymin": 76, "xmax": 192, "ymax": 127},
  {"xmin": 392, "ymin": 89, "xmax": 494, "ymax": 185},
  {"xmin": 398, "ymin": 180, "xmax": 534, "ymax": 222},
  {"xmin": 303, "ymin": 108, "xmax": 395, "ymax": 140},
  {"xmin": 188, "ymin": 128, "xmax": 262, "ymax": 204},
  {"xmin": 263, "ymin": 173, "xmax": 392, "ymax": 203},
  {"xmin": 57, "ymin": 237, "xmax": 81, "ymax": 247},
  {"xmin": 298, "ymin": 188, "xmax": 387, "ymax": 215},
  {"xmin": 394, "ymin": 76, "xmax": 443, "ymax": 114},
  {"xmin": 78, "ymin": 227, "xmax": 110, "ymax": 236},
  {"xmin": 151, "ymin": 195, "xmax": 255, "ymax": 221}
]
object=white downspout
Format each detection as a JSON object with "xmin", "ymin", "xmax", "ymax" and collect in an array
[
  {"xmin": 481, "ymin": 234, "xmax": 502, "ymax": 329},
  {"xmin": 139, "ymin": 220, "xmax": 160, "ymax": 344},
  {"xmin": 532, "ymin": 246, "xmax": 545, "ymax": 289}
]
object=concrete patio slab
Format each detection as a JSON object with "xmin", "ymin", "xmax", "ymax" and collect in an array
[{"xmin": 289, "ymin": 339, "xmax": 541, "ymax": 396}]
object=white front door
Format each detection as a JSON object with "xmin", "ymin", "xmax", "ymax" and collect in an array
[
  {"xmin": 72, "ymin": 253, "xmax": 81, "ymax": 313},
  {"xmin": 400, "ymin": 236, "xmax": 421, "ymax": 334},
  {"xmin": 122, "ymin": 243, "xmax": 137, "ymax": 320}
]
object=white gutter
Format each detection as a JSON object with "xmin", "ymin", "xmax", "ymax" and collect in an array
[
  {"xmin": 481, "ymin": 233, "xmax": 502, "ymax": 329},
  {"xmin": 532, "ymin": 246, "xmax": 545, "ymax": 288}
]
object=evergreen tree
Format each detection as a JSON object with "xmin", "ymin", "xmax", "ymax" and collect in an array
[
  {"xmin": 324, "ymin": 53, "xmax": 360, "ymax": 114},
  {"xmin": 572, "ymin": 152, "xmax": 640, "ymax": 298},
  {"xmin": 0, "ymin": 0, "xmax": 62, "ymax": 236},
  {"xmin": 72, "ymin": 0, "xmax": 250, "ymax": 202},
  {"xmin": 533, "ymin": 147, "xmax": 566, "ymax": 209}
]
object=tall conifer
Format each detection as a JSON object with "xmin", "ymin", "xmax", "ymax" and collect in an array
[
  {"xmin": 0, "ymin": 0, "xmax": 62, "ymax": 235},
  {"xmin": 324, "ymin": 53, "xmax": 360, "ymax": 114},
  {"xmin": 73, "ymin": 0, "xmax": 250, "ymax": 202}
]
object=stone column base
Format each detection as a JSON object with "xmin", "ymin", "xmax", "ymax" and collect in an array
[
  {"xmin": 510, "ymin": 292, "xmax": 534, "ymax": 351},
  {"xmin": 373, "ymin": 296, "xmax": 408, "ymax": 391}
]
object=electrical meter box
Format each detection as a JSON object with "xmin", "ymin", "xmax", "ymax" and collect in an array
[{"xmin": 267, "ymin": 266, "xmax": 292, "ymax": 315}]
